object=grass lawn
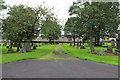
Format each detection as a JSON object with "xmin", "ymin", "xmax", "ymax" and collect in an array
[
  {"xmin": 62, "ymin": 43, "xmax": 119, "ymax": 66},
  {"xmin": 1, "ymin": 45, "xmax": 56, "ymax": 64},
  {"xmin": 37, "ymin": 45, "xmax": 75, "ymax": 60}
]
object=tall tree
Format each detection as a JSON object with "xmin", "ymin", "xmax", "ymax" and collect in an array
[
  {"xmin": 64, "ymin": 17, "xmax": 83, "ymax": 46},
  {"xmin": 2, "ymin": 5, "xmax": 50, "ymax": 52},
  {"xmin": 41, "ymin": 18, "xmax": 61, "ymax": 44}
]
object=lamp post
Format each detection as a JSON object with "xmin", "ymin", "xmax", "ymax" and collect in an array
[{"xmin": 116, "ymin": 24, "xmax": 120, "ymax": 55}]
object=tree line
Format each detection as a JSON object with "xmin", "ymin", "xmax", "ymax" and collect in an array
[{"xmin": 64, "ymin": 1, "xmax": 120, "ymax": 53}]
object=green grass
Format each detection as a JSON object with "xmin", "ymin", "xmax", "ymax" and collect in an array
[
  {"xmin": 62, "ymin": 43, "xmax": 119, "ymax": 66},
  {"xmin": 38, "ymin": 45, "xmax": 75, "ymax": 60},
  {"xmin": 1, "ymin": 45, "xmax": 56, "ymax": 64}
]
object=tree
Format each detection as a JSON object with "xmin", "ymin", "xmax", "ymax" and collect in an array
[
  {"xmin": 64, "ymin": 17, "xmax": 83, "ymax": 46},
  {"xmin": 68, "ymin": 1, "xmax": 120, "ymax": 53},
  {"xmin": 41, "ymin": 17, "xmax": 61, "ymax": 44},
  {"xmin": 2, "ymin": 5, "xmax": 50, "ymax": 52}
]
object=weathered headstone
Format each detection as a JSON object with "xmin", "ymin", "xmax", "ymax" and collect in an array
[
  {"xmin": 26, "ymin": 41, "xmax": 31, "ymax": 52},
  {"xmin": 20, "ymin": 44, "xmax": 26, "ymax": 53},
  {"xmin": 106, "ymin": 46, "xmax": 113, "ymax": 53},
  {"xmin": 80, "ymin": 46, "xmax": 85, "ymax": 49},
  {"xmin": 99, "ymin": 49, "xmax": 106, "ymax": 55},
  {"xmin": 92, "ymin": 50, "xmax": 97, "ymax": 54}
]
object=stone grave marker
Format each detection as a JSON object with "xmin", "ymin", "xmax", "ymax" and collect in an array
[
  {"xmin": 106, "ymin": 46, "xmax": 113, "ymax": 53},
  {"xmin": 99, "ymin": 49, "xmax": 106, "ymax": 55}
]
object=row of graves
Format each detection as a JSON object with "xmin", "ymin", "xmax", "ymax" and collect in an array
[
  {"xmin": 1, "ymin": 41, "xmax": 60, "ymax": 54},
  {"xmin": 69, "ymin": 41, "xmax": 118, "ymax": 56}
]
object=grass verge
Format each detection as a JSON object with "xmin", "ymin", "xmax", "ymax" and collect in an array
[
  {"xmin": 1, "ymin": 45, "xmax": 55, "ymax": 64},
  {"xmin": 62, "ymin": 43, "xmax": 119, "ymax": 66}
]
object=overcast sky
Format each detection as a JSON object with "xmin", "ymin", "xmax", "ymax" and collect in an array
[{"xmin": 1, "ymin": 0, "xmax": 77, "ymax": 25}]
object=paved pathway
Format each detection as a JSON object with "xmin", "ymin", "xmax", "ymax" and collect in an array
[
  {"xmin": 2, "ymin": 45, "xmax": 119, "ymax": 78},
  {"xmin": 2, "ymin": 59, "xmax": 118, "ymax": 78}
]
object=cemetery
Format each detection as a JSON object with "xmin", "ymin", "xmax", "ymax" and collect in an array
[
  {"xmin": 0, "ymin": 0, "xmax": 120, "ymax": 79},
  {"xmin": 0, "ymin": 0, "xmax": 120, "ymax": 65}
]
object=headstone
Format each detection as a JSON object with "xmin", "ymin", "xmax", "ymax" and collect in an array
[
  {"xmin": 0, "ymin": 44, "xmax": 1, "ymax": 46},
  {"xmin": 20, "ymin": 44, "xmax": 26, "ymax": 53},
  {"xmin": 99, "ymin": 49, "xmax": 106, "ymax": 55},
  {"xmin": 106, "ymin": 46, "xmax": 113, "ymax": 53},
  {"xmin": 92, "ymin": 50, "xmax": 97, "ymax": 54},
  {"xmin": 26, "ymin": 41, "xmax": 31, "ymax": 52},
  {"xmin": 80, "ymin": 46, "xmax": 85, "ymax": 49}
]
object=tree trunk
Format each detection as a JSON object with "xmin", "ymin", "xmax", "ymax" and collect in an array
[
  {"xmin": 95, "ymin": 37, "xmax": 97, "ymax": 45},
  {"xmin": 73, "ymin": 38, "xmax": 76, "ymax": 47},
  {"xmin": 90, "ymin": 36, "xmax": 95, "ymax": 53},
  {"xmin": 95, "ymin": 35, "xmax": 100, "ymax": 46},
  {"xmin": 16, "ymin": 42, "xmax": 21, "ymax": 52}
]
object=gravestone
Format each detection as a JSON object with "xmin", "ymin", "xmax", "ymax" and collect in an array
[
  {"xmin": 92, "ymin": 50, "xmax": 97, "ymax": 54},
  {"xmin": 99, "ymin": 49, "xmax": 106, "ymax": 55},
  {"xmin": 20, "ymin": 44, "xmax": 26, "ymax": 53},
  {"xmin": 80, "ymin": 46, "xmax": 85, "ymax": 49},
  {"xmin": 106, "ymin": 46, "xmax": 113, "ymax": 53}
]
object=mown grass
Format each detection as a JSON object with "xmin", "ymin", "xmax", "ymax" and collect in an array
[
  {"xmin": 38, "ymin": 45, "xmax": 75, "ymax": 60},
  {"xmin": 1, "ymin": 45, "xmax": 56, "ymax": 64},
  {"xmin": 62, "ymin": 43, "xmax": 119, "ymax": 66}
]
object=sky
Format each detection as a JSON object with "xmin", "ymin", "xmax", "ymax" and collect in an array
[{"xmin": 1, "ymin": 0, "xmax": 77, "ymax": 26}]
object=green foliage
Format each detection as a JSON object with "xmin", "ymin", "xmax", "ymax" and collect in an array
[
  {"xmin": 64, "ymin": 17, "xmax": 82, "ymax": 39},
  {"xmin": 41, "ymin": 18, "xmax": 61, "ymax": 41},
  {"xmin": 0, "ymin": 0, "xmax": 6, "ymax": 10},
  {"xmin": 2, "ymin": 5, "xmax": 54, "ymax": 43},
  {"xmin": 2, "ymin": 5, "xmax": 43, "ymax": 42}
]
